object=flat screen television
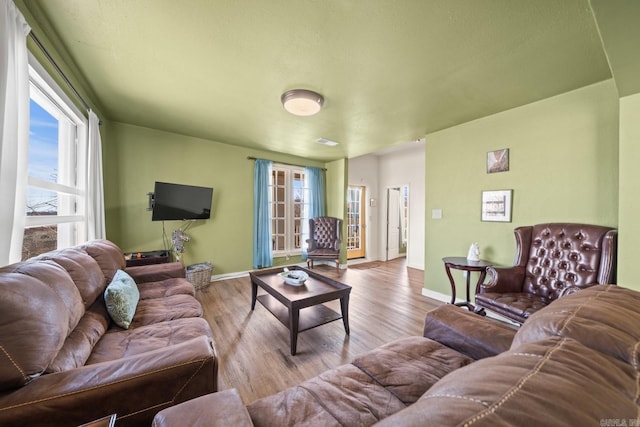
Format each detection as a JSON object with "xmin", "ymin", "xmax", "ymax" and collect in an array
[{"xmin": 151, "ymin": 181, "xmax": 213, "ymax": 221}]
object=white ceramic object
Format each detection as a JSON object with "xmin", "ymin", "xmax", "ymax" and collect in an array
[
  {"xmin": 278, "ymin": 268, "xmax": 309, "ymax": 286},
  {"xmin": 467, "ymin": 243, "xmax": 480, "ymax": 261}
]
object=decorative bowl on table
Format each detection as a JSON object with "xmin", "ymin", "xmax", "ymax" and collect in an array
[{"xmin": 278, "ymin": 268, "xmax": 309, "ymax": 286}]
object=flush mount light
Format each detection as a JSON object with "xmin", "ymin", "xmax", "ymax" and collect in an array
[{"xmin": 281, "ymin": 89, "xmax": 324, "ymax": 116}]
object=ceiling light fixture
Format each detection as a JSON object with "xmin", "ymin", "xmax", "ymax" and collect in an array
[{"xmin": 281, "ymin": 89, "xmax": 324, "ymax": 116}]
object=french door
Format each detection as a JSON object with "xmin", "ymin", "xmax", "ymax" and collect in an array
[{"xmin": 347, "ymin": 186, "xmax": 366, "ymax": 259}]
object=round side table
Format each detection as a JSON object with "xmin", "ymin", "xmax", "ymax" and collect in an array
[{"xmin": 442, "ymin": 256, "xmax": 492, "ymax": 311}]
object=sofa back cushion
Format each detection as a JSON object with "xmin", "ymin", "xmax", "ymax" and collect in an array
[
  {"xmin": 9, "ymin": 260, "xmax": 85, "ymax": 331},
  {"xmin": 36, "ymin": 248, "xmax": 106, "ymax": 309},
  {"xmin": 82, "ymin": 239, "xmax": 126, "ymax": 282},
  {"xmin": 46, "ymin": 299, "xmax": 110, "ymax": 373},
  {"xmin": 512, "ymin": 284, "xmax": 640, "ymax": 366},
  {"xmin": 0, "ymin": 263, "xmax": 79, "ymax": 391},
  {"xmin": 377, "ymin": 337, "xmax": 638, "ymax": 427}
]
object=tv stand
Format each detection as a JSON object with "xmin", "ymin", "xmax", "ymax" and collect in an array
[{"xmin": 125, "ymin": 250, "xmax": 170, "ymax": 267}]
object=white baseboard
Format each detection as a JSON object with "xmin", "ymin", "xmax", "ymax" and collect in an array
[
  {"xmin": 347, "ymin": 258, "xmax": 374, "ymax": 266},
  {"xmin": 210, "ymin": 271, "xmax": 249, "ymax": 281},
  {"xmin": 210, "ymin": 258, "xmax": 415, "ymax": 282},
  {"xmin": 406, "ymin": 262, "xmax": 424, "ymax": 271},
  {"xmin": 421, "ymin": 287, "xmax": 454, "ymax": 304}
]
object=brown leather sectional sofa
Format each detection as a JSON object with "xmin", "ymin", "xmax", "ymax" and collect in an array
[
  {"xmin": 154, "ymin": 284, "xmax": 639, "ymax": 426},
  {"xmin": 0, "ymin": 240, "xmax": 217, "ymax": 426}
]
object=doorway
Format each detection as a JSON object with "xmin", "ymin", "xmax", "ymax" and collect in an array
[
  {"xmin": 386, "ymin": 185, "xmax": 409, "ymax": 261},
  {"xmin": 347, "ymin": 186, "xmax": 366, "ymax": 259}
]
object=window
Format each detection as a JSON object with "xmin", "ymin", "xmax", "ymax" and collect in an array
[
  {"xmin": 269, "ymin": 165, "xmax": 308, "ymax": 255},
  {"xmin": 22, "ymin": 57, "xmax": 88, "ymax": 260}
]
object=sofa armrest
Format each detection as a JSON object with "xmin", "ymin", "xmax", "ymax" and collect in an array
[
  {"xmin": 126, "ymin": 261, "xmax": 186, "ymax": 283},
  {"xmin": 423, "ymin": 305, "xmax": 516, "ymax": 360},
  {"xmin": 0, "ymin": 336, "xmax": 217, "ymax": 427},
  {"xmin": 479, "ymin": 265, "xmax": 525, "ymax": 294},
  {"xmin": 152, "ymin": 389, "xmax": 253, "ymax": 427}
]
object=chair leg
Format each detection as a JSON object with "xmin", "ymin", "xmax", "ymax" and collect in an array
[
  {"xmin": 307, "ymin": 259, "xmax": 313, "ymax": 269},
  {"xmin": 335, "ymin": 260, "xmax": 339, "ymax": 271},
  {"xmin": 473, "ymin": 307, "xmax": 487, "ymax": 316}
]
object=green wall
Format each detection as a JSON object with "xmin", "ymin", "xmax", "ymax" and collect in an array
[
  {"xmin": 325, "ymin": 158, "xmax": 348, "ymax": 265},
  {"xmin": 103, "ymin": 121, "xmax": 325, "ymax": 274},
  {"xmin": 617, "ymin": 92, "xmax": 640, "ymax": 288},
  {"xmin": 424, "ymin": 80, "xmax": 620, "ymax": 298}
]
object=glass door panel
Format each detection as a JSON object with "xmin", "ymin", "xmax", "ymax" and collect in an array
[{"xmin": 347, "ymin": 186, "xmax": 366, "ymax": 259}]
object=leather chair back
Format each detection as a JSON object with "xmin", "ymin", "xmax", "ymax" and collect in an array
[
  {"xmin": 519, "ymin": 223, "xmax": 617, "ymax": 301},
  {"xmin": 308, "ymin": 217, "xmax": 341, "ymax": 251}
]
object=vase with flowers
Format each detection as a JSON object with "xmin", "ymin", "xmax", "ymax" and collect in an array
[{"xmin": 171, "ymin": 229, "xmax": 190, "ymax": 265}]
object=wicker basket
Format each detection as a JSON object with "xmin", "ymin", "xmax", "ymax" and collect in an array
[{"xmin": 186, "ymin": 262, "xmax": 213, "ymax": 290}]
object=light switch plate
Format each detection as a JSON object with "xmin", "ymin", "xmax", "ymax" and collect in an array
[{"xmin": 432, "ymin": 209, "xmax": 442, "ymax": 219}]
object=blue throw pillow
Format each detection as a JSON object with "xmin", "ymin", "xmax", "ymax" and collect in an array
[{"xmin": 104, "ymin": 269, "xmax": 139, "ymax": 329}]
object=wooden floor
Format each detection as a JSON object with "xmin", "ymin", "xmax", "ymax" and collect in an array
[{"xmin": 195, "ymin": 258, "xmax": 442, "ymax": 405}]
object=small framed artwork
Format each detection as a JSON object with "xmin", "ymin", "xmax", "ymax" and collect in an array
[
  {"xmin": 487, "ymin": 148, "xmax": 509, "ymax": 173},
  {"xmin": 481, "ymin": 190, "xmax": 513, "ymax": 222}
]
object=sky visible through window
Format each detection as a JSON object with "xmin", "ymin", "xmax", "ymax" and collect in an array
[{"xmin": 27, "ymin": 99, "xmax": 58, "ymax": 213}]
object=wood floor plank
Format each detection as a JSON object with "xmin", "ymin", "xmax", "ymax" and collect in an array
[{"xmin": 196, "ymin": 258, "xmax": 442, "ymax": 405}]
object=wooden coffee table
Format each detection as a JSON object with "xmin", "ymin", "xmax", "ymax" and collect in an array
[{"xmin": 250, "ymin": 265, "xmax": 351, "ymax": 355}]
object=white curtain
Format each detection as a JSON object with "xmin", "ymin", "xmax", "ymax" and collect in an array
[
  {"xmin": 86, "ymin": 109, "xmax": 105, "ymax": 240},
  {"xmin": 0, "ymin": 0, "xmax": 30, "ymax": 266}
]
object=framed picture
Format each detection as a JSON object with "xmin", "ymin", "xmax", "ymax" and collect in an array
[
  {"xmin": 481, "ymin": 190, "xmax": 513, "ymax": 222},
  {"xmin": 487, "ymin": 148, "xmax": 509, "ymax": 173}
]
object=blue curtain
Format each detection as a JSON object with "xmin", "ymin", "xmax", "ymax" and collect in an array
[
  {"xmin": 253, "ymin": 159, "xmax": 273, "ymax": 268},
  {"xmin": 302, "ymin": 166, "xmax": 326, "ymax": 259}
]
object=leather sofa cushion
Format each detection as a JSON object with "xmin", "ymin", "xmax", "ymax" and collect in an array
[
  {"xmin": 247, "ymin": 337, "xmax": 472, "ymax": 426},
  {"xmin": 36, "ymin": 248, "xmax": 106, "ymax": 309},
  {"xmin": 11, "ymin": 260, "xmax": 85, "ymax": 331},
  {"xmin": 249, "ymin": 363, "xmax": 406, "ymax": 427},
  {"xmin": 352, "ymin": 336, "xmax": 473, "ymax": 405},
  {"xmin": 81, "ymin": 239, "xmax": 126, "ymax": 282},
  {"xmin": 126, "ymin": 261, "xmax": 186, "ymax": 283},
  {"xmin": 512, "ymin": 284, "xmax": 640, "ymax": 366},
  {"xmin": 47, "ymin": 299, "xmax": 110, "ymax": 373},
  {"xmin": 377, "ymin": 337, "xmax": 638, "ymax": 426},
  {"xmin": 474, "ymin": 291, "xmax": 547, "ymax": 322},
  {"xmin": 127, "ymin": 294, "xmax": 203, "ymax": 329},
  {"xmin": 307, "ymin": 248, "xmax": 340, "ymax": 258},
  {"xmin": 86, "ymin": 317, "xmax": 213, "ymax": 364},
  {"xmin": 138, "ymin": 277, "xmax": 195, "ymax": 299},
  {"xmin": 0, "ymin": 270, "xmax": 71, "ymax": 391},
  {"xmin": 423, "ymin": 304, "xmax": 516, "ymax": 359}
]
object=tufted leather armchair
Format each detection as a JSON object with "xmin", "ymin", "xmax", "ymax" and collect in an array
[
  {"xmin": 475, "ymin": 223, "xmax": 617, "ymax": 324},
  {"xmin": 306, "ymin": 216, "xmax": 342, "ymax": 270}
]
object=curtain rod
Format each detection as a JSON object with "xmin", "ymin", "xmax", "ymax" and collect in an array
[
  {"xmin": 247, "ymin": 156, "xmax": 326, "ymax": 171},
  {"xmin": 28, "ymin": 30, "xmax": 96, "ymax": 118}
]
